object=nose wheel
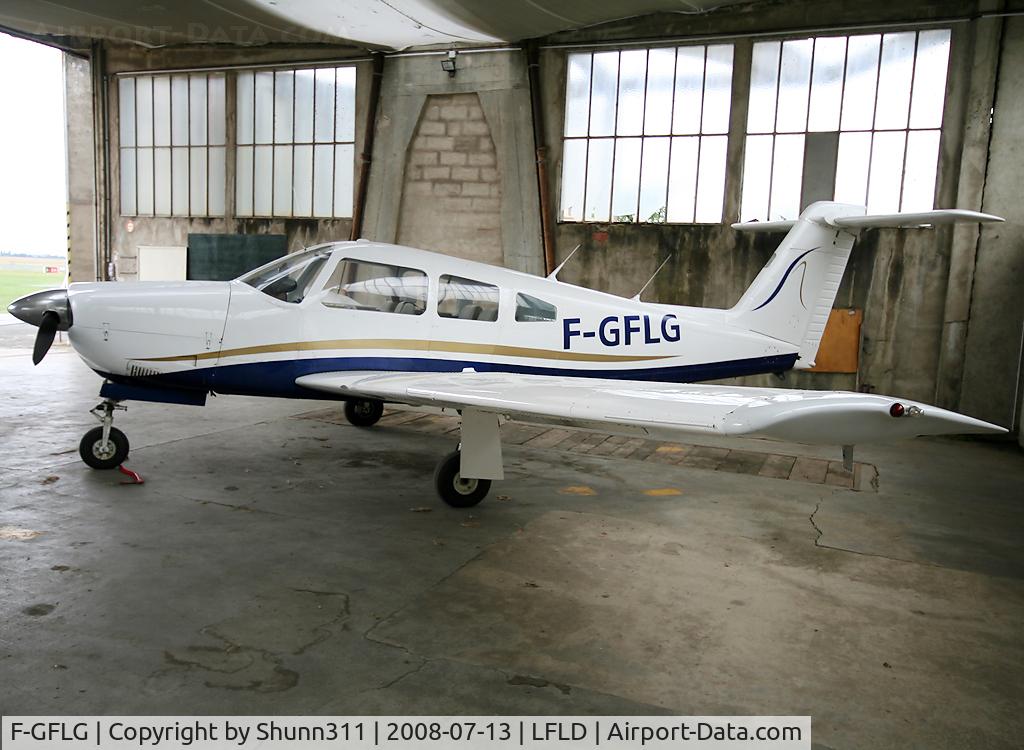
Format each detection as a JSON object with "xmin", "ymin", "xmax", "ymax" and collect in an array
[{"xmin": 79, "ymin": 399, "xmax": 130, "ymax": 470}]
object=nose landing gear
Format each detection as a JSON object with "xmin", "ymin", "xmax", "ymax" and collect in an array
[{"xmin": 79, "ymin": 399, "xmax": 130, "ymax": 470}]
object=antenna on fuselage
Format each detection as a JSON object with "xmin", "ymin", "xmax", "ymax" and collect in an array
[
  {"xmin": 547, "ymin": 244, "xmax": 582, "ymax": 280},
  {"xmin": 631, "ymin": 254, "xmax": 673, "ymax": 301}
]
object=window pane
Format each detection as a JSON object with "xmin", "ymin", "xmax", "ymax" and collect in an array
[
  {"xmin": 748, "ymin": 42, "xmax": 780, "ymax": 133},
  {"xmin": 875, "ymin": 32, "xmax": 916, "ymax": 130},
  {"xmin": 118, "ymin": 78, "xmax": 135, "ymax": 147},
  {"xmin": 695, "ymin": 135, "xmax": 728, "ymax": 223},
  {"xmin": 438, "ymin": 275, "xmax": 499, "ymax": 320},
  {"xmin": 776, "ymin": 39, "xmax": 812, "ymax": 133},
  {"xmin": 901, "ymin": 129, "xmax": 940, "ymax": 211},
  {"xmin": 189, "ymin": 147, "xmax": 207, "ymax": 215},
  {"xmin": 616, "ymin": 50, "xmax": 646, "ymax": 136},
  {"xmin": 154, "ymin": 147, "xmax": 171, "ymax": 214},
  {"xmin": 740, "ymin": 134, "xmax": 772, "ymax": 221},
  {"xmin": 137, "ymin": 147, "xmax": 153, "ymax": 214},
  {"xmin": 135, "ymin": 77, "xmax": 153, "ymax": 147},
  {"xmin": 313, "ymin": 144, "xmax": 333, "ymax": 216},
  {"xmin": 564, "ymin": 53, "xmax": 592, "ymax": 137},
  {"xmin": 171, "ymin": 75, "xmax": 189, "ymax": 145},
  {"xmin": 807, "ymin": 36, "xmax": 846, "ymax": 132},
  {"xmin": 324, "ymin": 260, "xmax": 427, "ymax": 314},
  {"xmin": 171, "ymin": 147, "xmax": 189, "ymax": 215},
  {"xmin": 666, "ymin": 136, "xmax": 698, "ymax": 223},
  {"xmin": 910, "ymin": 30, "xmax": 951, "ymax": 129},
  {"xmin": 770, "ymin": 134, "xmax": 804, "ymax": 220},
  {"xmin": 153, "ymin": 76, "xmax": 171, "ymax": 146},
  {"xmin": 274, "ymin": 71, "xmax": 294, "ymax": 144},
  {"xmin": 702, "ymin": 44, "xmax": 733, "ymax": 134},
  {"xmin": 254, "ymin": 71, "xmax": 274, "ymax": 144},
  {"xmin": 867, "ymin": 130, "xmax": 906, "ymax": 213},
  {"xmin": 611, "ymin": 137, "xmax": 641, "ymax": 221},
  {"xmin": 208, "ymin": 146, "xmax": 226, "ymax": 216},
  {"xmin": 584, "ymin": 138, "xmax": 613, "ymax": 221},
  {"xmin": 273, "ymin": 144, "xmax": 292, "ymax": 215},
  {"xmin": 639, "ymin": 137, "xmax": 669, "ymax": 222},
  {"xmin": 834, "ymin": 131, "xmax": 871, "ymax": 206},
  {"xmin": 120, "ymin": 148, "xmax": 136, "ymax": 215},
  {"xmin": 236, "ymin": 72, "xmax": 254, "ymax": 145},
  {"xmin": 515, "ymin": 293, "xmax": 556, "ymax": 322},
  {"xmin": 189, "ymin": 76, "xmax": 207, "ymax": 145},
  {"xmin": 235, "ymin": 145, "xmax": 253, "ymax": 216},
  {"xmin": 254, "ymin": 145, "xmax": 272, "ymax": 214},
  {"xmin": 589, "ymin": 51, "xmax": 618, "ymax": 137},
  {"xmin": 334, "ymin": 143, "xmax": 354, "ymax": 217},
  {"xmin": 559, "ymin": 139, "xmax": 587, "ymax": 221},
  {"xmin": 208, "ymin": 74, "xmax": 226, "ymax": 146},
  {"xmin": 294, "ymin": 69, "xmax": 314, "ymax": 143},
  {"xmin": 673, "ymin": 46, "xmax": 705, "ymax": 135},
  {"xmin": 314, "ymin": 68, "xmax": 335, "ymax": 142},
  {"xmin": 335, "ymin": 66, "xmax": 356, "ymax": 142},
  {"xmin": 644, "ymin": 48, "xmax": 675, "ymax": 135},
  {"xmin": 841, "ymin": 34, "xmax": 880, "ymax": 130},
  {"xmin": 293, "ymin": 144, "xmax": 313, "ymax": 216}
]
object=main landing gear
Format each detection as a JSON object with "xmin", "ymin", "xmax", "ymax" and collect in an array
[
  {"xmin": 79, "ymin": 399, "xmax": 130, "ymax": 470},
  {"xmin": 344, "ymin": 398, "xmax": 384, "ymax": 427},
  {"xmin": 434, "ymin": 448, "xmax": 491, "ymax": 507}
]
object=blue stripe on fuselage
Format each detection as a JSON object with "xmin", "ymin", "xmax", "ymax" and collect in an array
[{"xmin": 102, "ymin": 353, "xmax": 799, "ymax": 400}]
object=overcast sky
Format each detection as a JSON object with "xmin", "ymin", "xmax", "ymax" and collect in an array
[{"xmin": 0, "ymin": 33, "xmax": 67, "ymax": 257}]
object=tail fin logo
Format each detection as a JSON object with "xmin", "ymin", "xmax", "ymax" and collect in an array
[{"xmin": 751, "ymin": 247, "xmax": 818, "ymax": 311}]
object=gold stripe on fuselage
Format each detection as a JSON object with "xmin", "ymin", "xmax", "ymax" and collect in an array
[{"xmin": 140, "ymin": 338, "xmax": 671, "ymax": 364}]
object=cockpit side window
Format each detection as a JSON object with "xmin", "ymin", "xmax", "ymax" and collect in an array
[
  {"xmin": 515, "ymin": 292, "xmax": 557, "ymax": 322},
  {"xmin": 239, "ymin": 249, "xmax": 329, "ymax": 303},
  {"xmin": 321, "ymin": 259, "xmax": 427, "ymax": 314},
  {"xmin": 438, "ymin": 275, "xmax": 500, "ymax": 321}
]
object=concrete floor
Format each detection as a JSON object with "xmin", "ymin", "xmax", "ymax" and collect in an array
[{"xmin": 1, "ymin": 318, "xmax": 1023, "ymax": 749}]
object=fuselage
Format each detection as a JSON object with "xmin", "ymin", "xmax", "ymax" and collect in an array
[{"xmin": 66, "ymin": 240, "xmax": 799, "ymax": 399}]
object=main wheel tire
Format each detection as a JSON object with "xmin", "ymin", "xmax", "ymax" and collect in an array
[
  {"xmin": 344, "ymin": 398, "xmax": 384, "ymax": 427},
  {"xmin": 434, "ymin": 449, "xmax": 490, "ymax": 507},
  {"xmin": 79, "ymin": 426, "xmax": 130, "ymax": 470}
]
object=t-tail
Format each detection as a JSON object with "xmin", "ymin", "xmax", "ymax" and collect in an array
[{"xmin": 727, "ymin": 201, "xmax": 1003, "ymax": 369}]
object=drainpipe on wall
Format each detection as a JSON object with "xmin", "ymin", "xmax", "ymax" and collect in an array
[
  {"xmin": 350, "ymin": 52, "xmax": 384, "ymax": 240},
  {"xmin": 526, "ymin": 42, "xmax": 556, "ymax": 275},
  {"xmin": 90, "ymin": 40, "xmax": 112, "ymax": 280}
]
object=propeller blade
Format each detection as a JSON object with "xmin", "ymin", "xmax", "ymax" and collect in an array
[{"xmin": 32, "ymin": 310, "xmax": 60, "ymax": 365}]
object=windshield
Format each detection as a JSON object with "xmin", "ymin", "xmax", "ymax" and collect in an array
[{"xmin": 238, "ymin": 246, "xmax": 332, "ymax": 303}]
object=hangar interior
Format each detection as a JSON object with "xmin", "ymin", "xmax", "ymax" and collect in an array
[{"xmin": 1, "ymin": 1, "xmax": 1022, "ymax": 747}]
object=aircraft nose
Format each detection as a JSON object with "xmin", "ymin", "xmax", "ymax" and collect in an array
[{"xmin": 7, "ymin": 289, "xmax": 72, "ymax": 330}]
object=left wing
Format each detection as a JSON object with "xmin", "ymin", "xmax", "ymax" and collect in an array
[{"xmin": 296, "ymin": 371, "xmax": 1005, "ymax": 446}]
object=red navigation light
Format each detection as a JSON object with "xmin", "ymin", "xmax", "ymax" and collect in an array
[{"xmin": 889, "ymin": 402, "xmax": 906, "ymax": 418}]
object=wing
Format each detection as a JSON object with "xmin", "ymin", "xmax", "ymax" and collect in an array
[{"xmin": 296, "ymin": 371, "xmax": 1005, "ymax": 445}]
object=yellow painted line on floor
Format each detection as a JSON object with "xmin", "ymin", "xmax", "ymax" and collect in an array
[
  {"xmin": 643, "ymin": 488, "xmax": 683, "ymax": 497},
  {"xmin": 654, "ymin": 445, "xmax": 686, "ymax": 453},
  {"xmin": 558, "ymin": 485, "xmax": 597, "ymax": 496}
]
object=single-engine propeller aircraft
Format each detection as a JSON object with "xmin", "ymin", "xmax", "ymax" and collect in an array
[{"xmin": 9, "ymin": 201, "xmax": 1007, "ymax": 506}]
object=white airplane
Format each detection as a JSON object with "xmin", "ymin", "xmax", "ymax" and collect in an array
[{"xmin": 9, "ymin": 201, "xmax": 1007, "ymax": 506}]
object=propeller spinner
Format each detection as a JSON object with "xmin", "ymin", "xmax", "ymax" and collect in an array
[{"xmin": 7, "ymin": 289, "xmax": 72, "ymax": 364}]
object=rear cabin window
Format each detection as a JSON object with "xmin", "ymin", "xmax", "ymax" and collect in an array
[
  {"xmin": 438, "ymin": 275, "xmax": 500, "ymax": 321},
  {"xmin": 321, "ymin": 259, "xmax": 427, "ymax": 314},
  {"xmin": 515, "ymin": 293, "xmax": 557, "ymax": 322}
]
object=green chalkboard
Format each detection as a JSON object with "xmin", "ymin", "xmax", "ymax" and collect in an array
[{"xmin": 187, "ymin": 233, "xmax": 288, "ymax": 281}]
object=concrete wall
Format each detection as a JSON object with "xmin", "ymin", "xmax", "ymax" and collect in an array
[{"xmin": 63, "ymin": 54, "xmax": 96, "ymax": 284}]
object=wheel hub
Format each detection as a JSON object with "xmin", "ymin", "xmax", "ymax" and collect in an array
[
  {"xmin": 452, "ymin": 472, "xmax": 479, "ymax": 495},
  {"xmin": 92, "ymin": 440, "xmax": 116, "ymax": 461}
]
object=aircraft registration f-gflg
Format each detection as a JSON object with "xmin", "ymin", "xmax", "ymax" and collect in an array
[{"xmin": 8, "ymin": 201, "xmax": 1008, "ymax": 506}]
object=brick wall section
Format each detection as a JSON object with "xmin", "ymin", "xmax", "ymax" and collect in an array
[{"xmin": 397, "ymin": 93, "xmax": 502, "ymax": 264}]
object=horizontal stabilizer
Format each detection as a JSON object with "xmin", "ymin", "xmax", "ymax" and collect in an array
[
  {"xmin": 296, "ymin": 371, "xmax": 1006, "ymax": 447},
  {"xmin": 829, "ymin": 209, "xmax": 1004, "ymax": 229}
]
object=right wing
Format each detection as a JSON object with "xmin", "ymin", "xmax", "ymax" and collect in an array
[{"xmin": 296, "ymin": 371, "xmax": 1006, "ymax": 446}]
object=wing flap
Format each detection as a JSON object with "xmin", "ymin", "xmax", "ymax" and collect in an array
[{"xmin": 296, "ymin": 371, "xmax": 1006, "ymax": 445}]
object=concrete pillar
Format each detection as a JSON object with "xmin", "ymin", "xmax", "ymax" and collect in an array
[{"xmin": 64, "ymin": 53, "xmax": 97, "ymax": 282}]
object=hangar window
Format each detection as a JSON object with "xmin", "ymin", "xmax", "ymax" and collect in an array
[
  {"xmin": 438, "ymin": 275, "xmax": 500, "ymax": 321},
  {"xmin": 740, "ymin": 29, "xmax": 951, "ymax": 222},
  {"xmin": 236, "ymin": 66, "xmax": 356, "ymax": 218},
  {"xmin": 322, "ymin": 259, "xmax": 427, "ymax": 314},
  {"xmin": 118, "ymin": 73, "xmax": 227, "ymax": 217},
  {"xmin": 559, "ymin": 44, "xmax": 734, "ymax": 224},
  {"xmin": 515, "ymin": 293, "xmax": 557, "ymax": 322}
]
